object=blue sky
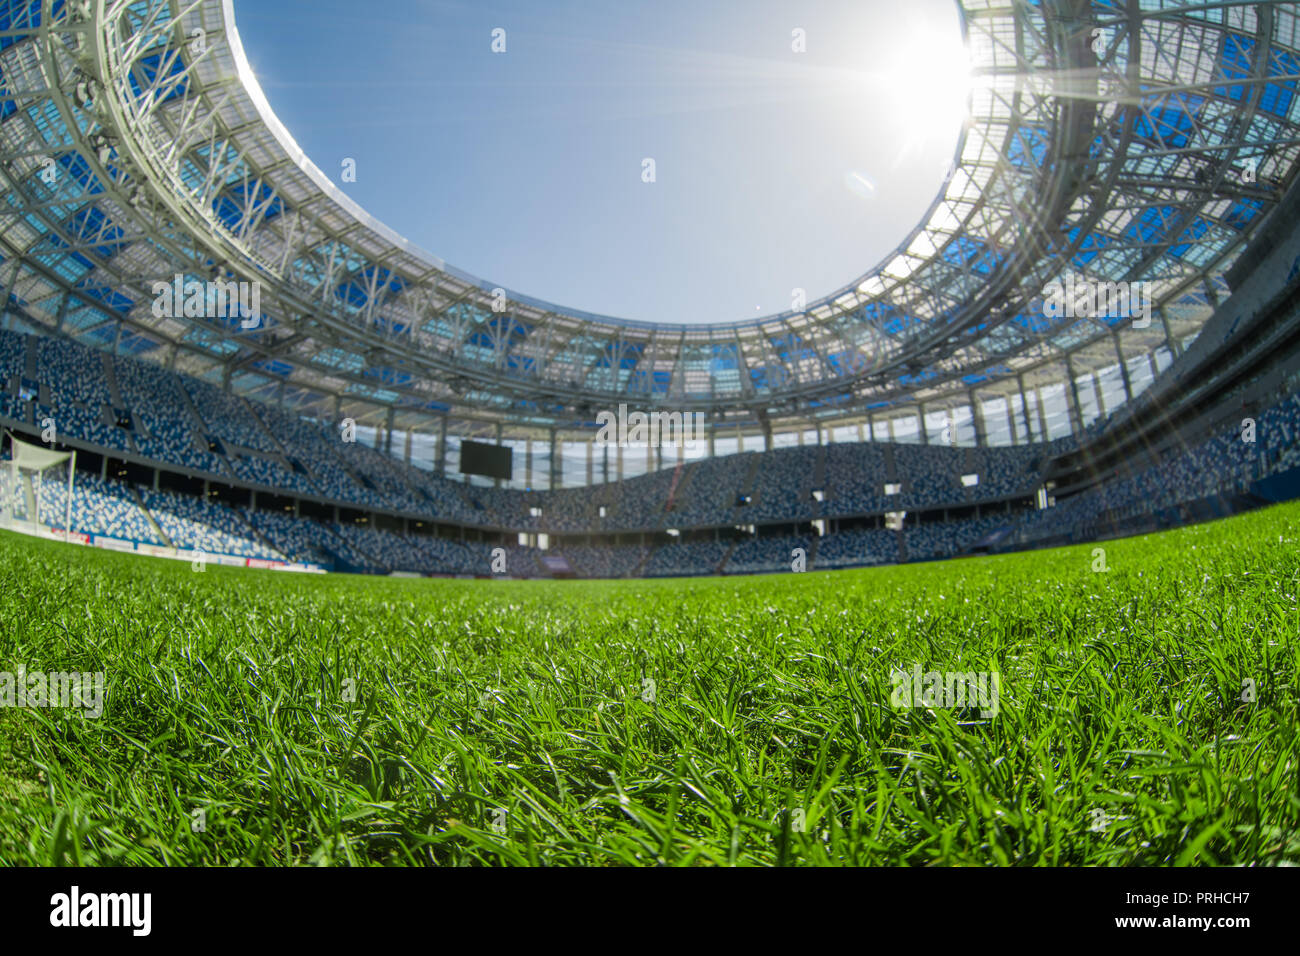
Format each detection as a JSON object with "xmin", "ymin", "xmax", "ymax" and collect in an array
[{"xmin": 232, "ymin": 0, "xmax": 966, "ymax": 325}]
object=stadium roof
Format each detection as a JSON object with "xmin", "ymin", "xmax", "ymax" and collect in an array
[{"xmin": 3, "ymin": 0, "xmax": 1300, "ymax": 438}]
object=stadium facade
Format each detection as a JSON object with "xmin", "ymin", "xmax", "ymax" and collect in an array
[{"xmin": 4, "ymin": 0, "xmax": 1300, "ymax": 578}]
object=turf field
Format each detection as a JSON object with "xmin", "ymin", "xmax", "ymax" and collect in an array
[{"xmin": 1, "ymin": 501, "xmax": 1298, "ymax": 866}]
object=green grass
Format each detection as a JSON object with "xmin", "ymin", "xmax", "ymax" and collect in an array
[{"xmin": 1, "ymin": 501, "xmax": 1298, "ymax": 867}]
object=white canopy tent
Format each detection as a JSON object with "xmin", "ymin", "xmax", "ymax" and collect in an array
[{"xmin": 3, "ymin": 433, "xmax": 76, "ymax": 542}]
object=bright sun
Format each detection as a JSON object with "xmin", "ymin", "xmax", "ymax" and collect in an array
[{"xmin": 873, "ymin": 20, "xmax": 975, "ymax": 172}]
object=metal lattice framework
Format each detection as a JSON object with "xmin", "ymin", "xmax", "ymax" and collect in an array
[{"xmin": 3, "ymin": 0, "xmax": 1300, "ymax": 442}]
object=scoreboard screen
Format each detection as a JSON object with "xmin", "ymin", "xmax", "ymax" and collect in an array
[{"xmin": 459, "ymin": 440, "xmax": 512, "ymax": 481}]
